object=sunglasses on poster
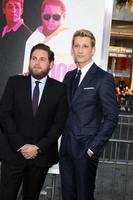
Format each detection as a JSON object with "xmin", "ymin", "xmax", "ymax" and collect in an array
[{"xmin": 43, "ymin": 14, "xmax": 61, "ymax": 21}]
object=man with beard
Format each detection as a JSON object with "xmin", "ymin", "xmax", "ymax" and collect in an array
[{"xmin": 0, "ymin": 43, "xmax": 68, "ymax": 200}]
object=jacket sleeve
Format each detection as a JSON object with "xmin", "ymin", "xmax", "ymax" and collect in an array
[
  {"xmin": 89, "ymin": 73, "xmax": 119, "ymax": 155},
  {"xmin": 0, "ymin": 77, "xmax": 26, "ymax": 151}
]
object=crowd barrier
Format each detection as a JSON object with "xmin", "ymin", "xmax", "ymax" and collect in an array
[
  {"xmin": 0, "ymin": 114, "xmax": 133, "ymax": 200},
  {"xmin": 40, "ymin": 114, "xmax": 133, "ymax": 200}
]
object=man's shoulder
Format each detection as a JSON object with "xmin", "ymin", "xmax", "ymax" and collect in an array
[
  {"xmin": 26, "ymin": 28, "xmax": 44, "ymax": 43},
  {"xmin": 95, "ymin": 64, "xmax": 112, "ymax": 78},
  {"xmin": 8, "ymin": 75, "xmax": 29, "ymax": 83},
  {"xmin": 20, "ymin": 23, "xmax": 32, "ymax": 35},
  {"xmin": 48, "ymin": 77, "xmax": 64, "ymax": 86},
  {"xmin": 93, "ymin": 65, "xmax": 114, "ymax": 87},
  {"xmin": 47, "ymin": 77, "xmax": 66, "ymax": 92},
  {"xmin": 65, "ymin": 68, "xmax": 76, "ymax": 76}
]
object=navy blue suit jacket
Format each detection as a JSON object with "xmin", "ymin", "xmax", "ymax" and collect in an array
[{"xmin": 60, "ymin": 63, "xmax": 119, "ymax": 159}]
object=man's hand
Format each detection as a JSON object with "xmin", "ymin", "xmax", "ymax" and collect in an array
[
  {"xmin": 23, "ymin": 72, "xmax": 29, "ymax": 76},
  {"xmin": 20, "ymin": 144, "xmax": 39, "ymax": 159},
  {"xmin": 87, "ymin": 148, "xmax": 94, "ymax": 157}
]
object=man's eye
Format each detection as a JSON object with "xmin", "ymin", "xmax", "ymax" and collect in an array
[
  {"xmin": 32, "ymin": 57, "xmax": 36, "ymax": 61},
  {"xmin": 74, "ymin": 45, "xmax": 79, "ymax": 48},
  {"xmin": 84, "ymin": 45, "xmax": 89, "ymax": 48},
  {"xmin": 8, "ymin": 5, "xmax": 13, "ymax": 9},
  {"xmin": 40, "ymin": 58, "xmax": 45, "ymax": 61}
]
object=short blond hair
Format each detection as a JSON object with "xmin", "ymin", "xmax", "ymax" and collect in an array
[{"xmin": 72, "ymin": 29, "xmax": 96, "ymax": 47}]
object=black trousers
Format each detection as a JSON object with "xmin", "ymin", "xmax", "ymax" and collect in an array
[
  {"xmin": 60, "ymin": 153, "xmax": 98, "ymax": 200},
  {"xmin": 0, "ymin": 161, "xmax": 49, "ymax": 200}
]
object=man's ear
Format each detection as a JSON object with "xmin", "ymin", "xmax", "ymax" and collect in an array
[
  {"xmin": 50, "ymin": 61, "xmax": 54, "ymax": 69},
  {"xmin": 92, "ymin": 46, "xmax": 96, "ymax": 56}
]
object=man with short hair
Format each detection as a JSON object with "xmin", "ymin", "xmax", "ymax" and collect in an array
[
  {"xmin": 0, "ymin": 43, "xmax": 68, "ymax": 200},
  {"xmin": 23, "ymin": 0, "xmax": 74, "ymax": 81},
  {"xmin": 1, "ymin": 0, "xmax": 31, "ymax": 37},
  {"xmin": 60, "ymin": 29, "xmax": 119, "ymax": 200},
  {"xmin": 0, "ymin": 0, "xmax": 32, "ymax": 97},
  {"xmin": 40, "ymin": 0, "xmax": 66, "ymax": 37}
]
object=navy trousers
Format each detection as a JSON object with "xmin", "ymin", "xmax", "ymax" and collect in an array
[{"xmin": 60, "ymin": 153, "xmax": 98, "ymax": 200}]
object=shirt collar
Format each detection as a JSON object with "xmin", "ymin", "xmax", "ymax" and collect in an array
[
  {"xmin": 37, "ymin": 25, "xmax": 68, "ymax": 40},
  {"xmin": 77, "ymin": 60, "xmax": 94, "ymax": 76},
  {"xmin": 31, "ymin": 75, "xmax": 48, "ymax": 85},
  {"xmin": 2, "ymin": 19, "xmax": 24, "ymax": 37},
  {"xmin": 77, "ymin": 61, "xmax": 94, "ymax": 85}
]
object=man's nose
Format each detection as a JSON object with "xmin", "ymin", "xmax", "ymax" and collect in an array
[
  {"xmin": 11, "ymin": 6, "xmax": 16, "ymax": 13},
  {"xmin": 35, "ymin": 59, "xmax": 40, "ymax": 64},
  {"xmin": 78, "ymin": 47, "xmax": 84, "ymax": 53},
  {"xmin": 49, "ymin": 17, "xmax": 55, "ymax": 22}
]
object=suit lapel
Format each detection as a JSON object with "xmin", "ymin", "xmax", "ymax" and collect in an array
[
  {"xmin": 36, "ymin": 77, "xmax": 53, "ymax": 115},
  {"xmin": 26, "ymin": 76, "xmax": 32, "ymax": 104},
  {"xmin": 19, "ymin": 76, "xmax": 33, "ymax": 116},
  {"xmin": 72, "ymin": 63, "xmax": 98, "ymax": 103},
  {"xmin": 20, "ymin": 76, "xmax": 52, "ymax": 118},
  {"xmin": 67, "ymin": 70, "xmax": 77, "ymax": 104}
]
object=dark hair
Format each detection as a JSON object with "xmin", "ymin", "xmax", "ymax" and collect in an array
[
  {"xmin": 41, "ymin": 0, "xmax": 66, "ymax": 14},
  {"xmin": 30, "ymin": 43, "xmax": 54, "ymax": 62},
  {"xmin": 2, "ymin": 0, "xmax": 24, "ymax": 8}
]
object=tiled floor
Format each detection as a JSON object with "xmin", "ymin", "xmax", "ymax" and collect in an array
[
  {"xmin": 0, "ymin": 160, "xmax": 132, "ymax": 200},
  {"xmin": 39, "ymin": 162, "xmax": 133, "ymax": 200}
]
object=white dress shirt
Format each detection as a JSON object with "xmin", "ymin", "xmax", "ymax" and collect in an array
[
  {"xmin": 78, "ymin": 60, "xmax": 94, "ymax": 85},
  {"xmin": 31, "ymin": 76, "xmax": 47, "ymax": 105}
]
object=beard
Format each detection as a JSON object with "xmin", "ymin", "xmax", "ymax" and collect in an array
[{"xmin": 29, "ymin": 66, "xmax": 50, "ymax": 80}]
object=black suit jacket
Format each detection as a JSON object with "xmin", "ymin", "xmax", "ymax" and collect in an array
[{"xmin": 0, "ymin": 75, "xmax": 68, "ymax": 167}]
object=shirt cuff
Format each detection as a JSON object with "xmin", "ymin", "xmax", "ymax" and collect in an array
[{"xmin": 17, "ymin": 144, "xmax": 27, "ymax": 152}]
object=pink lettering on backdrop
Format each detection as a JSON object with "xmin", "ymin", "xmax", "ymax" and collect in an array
[{"xmin": 49, "ymin": 63, "xmax": 76, "ymax": 82}]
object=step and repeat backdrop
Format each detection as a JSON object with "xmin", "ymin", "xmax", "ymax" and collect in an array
[{"xmin": 0, "ymin": 0, "xmax": 113, "ymax": 97}]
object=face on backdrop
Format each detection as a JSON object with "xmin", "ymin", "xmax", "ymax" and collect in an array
[
  {"xmin": 29, "ymin": 49, "xmax": 53, "ymax": 79},
  {"xmin": 3, "ymin": 0, "xmax": 23, "ymax": 26},
  {"xmin": 72, "ymin": 36, "xmax": 96, "ymax": 68},
  {"xmin": 41, "ymin": 4, "xmax": 65, "ymax": 36}
]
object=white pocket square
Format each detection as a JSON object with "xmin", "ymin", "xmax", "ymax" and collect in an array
[{"xmin": 84, "ymin": 87, "xmax": 95, "ymax": 90}]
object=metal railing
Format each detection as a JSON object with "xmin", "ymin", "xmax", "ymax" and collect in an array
[
  {"xmin": 40, "ymin": 114, "xmax": 133, "ymax": 200},
  {"xmin": 96, "ymin": 138, "xmax": 133, "ymax": 200},
  {"xmin": 0, "ymin": 114, "xmax": 133, "ymax": 200},
  {"xmin": 95, "ymin": 114, "xmax": 133, "ymax": 200}
]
